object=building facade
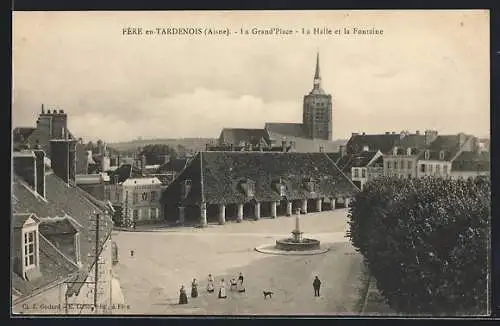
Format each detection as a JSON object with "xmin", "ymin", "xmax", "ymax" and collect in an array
[
  {"xmin": 107, "ymin": 177, "xmax": 163, "ymax": 224},
  {"xmin": 162, "ymin": 152, "xmax": 358, "ymax": 225},
  {"xmin": 350, "ymin": 150, "xmax": 384, "ymax": 190},
  {"xmin": 12, "ymin": 144, "xmax": 124, "ymax": 315}
]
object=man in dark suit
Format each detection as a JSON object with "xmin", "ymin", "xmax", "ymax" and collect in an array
[{"xmin": 313, "ymin": 276, "xmax": 321, "ymax": 297}]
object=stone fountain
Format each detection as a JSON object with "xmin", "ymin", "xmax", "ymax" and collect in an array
[{"xmin": 274, "ymin": 209, "xmax": 321, "ymax": 251}]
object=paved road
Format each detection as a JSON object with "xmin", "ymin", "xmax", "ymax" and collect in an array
[{"xmin": 113, "ymin": 210, "xmax": 368, "ymax": 315}]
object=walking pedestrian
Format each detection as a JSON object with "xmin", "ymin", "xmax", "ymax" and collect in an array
[
  {"xmin": 179, "ymin": 285, "xmax": 188, "ymax": 304},
  {"xmin": 238, "ymin": 272, "xmax": 244, "ymax": 285},
  {"xmin": 207, "ymin": 274, "xmax": 215, "ymax": 293},
  {"xmin": 191, "ymin": 278, "xmax": 198, "ymax": 298},
  {"xmin": 218, "ymin": 278, "xmax": 227, "ymax": 299},
  {"xmin": 313, "ymin": 276, "xmax": 321, "ymax": 297}
]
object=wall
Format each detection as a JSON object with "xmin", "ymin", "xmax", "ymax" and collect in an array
[
  {"xmin": 122, "ymin": 183, "xmax": 163, "ymax": 223},
  {"xmin": 384, "ymin": 155, "xmax": 417, "ymax": 178},
  {"xmin": 416, "ymin": 160, "xmax": 451, "ymax": 178}
]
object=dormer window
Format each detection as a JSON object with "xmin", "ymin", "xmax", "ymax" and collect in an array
[
  {"xmin": 439, "ymin": 150, "xmax": 445, "ymax": 160},
  {"xmin": 238, "ymin": 178, "xmax": 256, "ymax": 198},
  {"xmin": 392, "ymin": 147, "xmax": 398, "ymax": 156},
  {"xmin": 424, "ymin": 150, "xmax": 430, "ymax": 160},
  {"xmin": 273, "ymin": 178, "xmax": 287, "ymax": 196},
  {"xmin": 303, "ymin": 177, "xmax": 316, "ymax": 193},
  {"xmin": 24, "ymin": 231, "xmax": 36, "ymax": 269},
  {"xmin": 407, "ymin": 148, "xmax": 412, "ymax": 156},
  {"xmin": 14, "ymin": 213, "xmax": 41, "ymax": 281}
]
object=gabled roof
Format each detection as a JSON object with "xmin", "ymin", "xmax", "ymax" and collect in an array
[
  {"xmin": 39, "ymin": 217, "xmax": 79, "ymax": 236},
  {"xmin": 349, "ymin": 151, "xmax": 380, "ymax": 168},
  {"xmin": 265, "ymin": 123, "xmax": 308, "ymax": 138},
  {"xmin": 346, "ymin": 134, "xmax": 401, "ymax": 155},
  {"xmin": 451, "ymin": 151, "xmax": 490, "ymax": 172},
  {"xmin": 163, "ymin": 152, "xmax": 358, "ymax": 206},
  {"xmin": 108, "ymin": 164, "xmax": 142, "ymax": 183},
  {"xmin": 13, "ymin": 213, "xmax": 40, "ymax": 229},
  {"xmin": 219, "ymin": 128, "xmax": 270, "ymax": 146},
  {"xmin": 12, "ymin": 172, "xmax": 113, "ymax": 298}
]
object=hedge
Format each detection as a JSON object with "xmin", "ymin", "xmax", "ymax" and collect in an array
[{"xmin": 347, "ymin": 176, "xmax": 490, "ymax": 315}]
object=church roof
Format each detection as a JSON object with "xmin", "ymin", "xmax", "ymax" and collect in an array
[
  {"xmin": 265, "ymin": 123, "xmax": 307, "ymax": 138},
  {"xmin": 219, "ymin": 128, "xmax": 270, "ymax": 146}
]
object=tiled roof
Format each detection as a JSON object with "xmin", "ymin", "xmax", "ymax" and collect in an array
[
  {"xmin": 265, "ymin": 123, "xmax": 307, "ymax": 138},
  {"xmin": 394, "ymin": 134, "xmax": 428, "ymax": 150},
  {"xmin": 163, "ymin": 152, "xmax": 358, "ymax": 206},
  {"xmin": 219, "ymin": 128, "xmax": 270, "ymax": 146},
  {"xmin": 12, "ymin": 172, "xmax": 113, "ymax": 298},
  {"xmin": 11, "ymin": 234, "xmax": 79, "ymax": 300},
  {"xmin": 346, "ymin": 134, "xmax": 401, "ymax": 155},
  {"xmin": 451, "ymin": 151, "xmax": 490, "ymax": 172}
]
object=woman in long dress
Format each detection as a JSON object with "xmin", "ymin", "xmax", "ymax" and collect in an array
[
  {"xmin": 218, "ymin": 278, "xmax": 227, "ymax": 299},
  {"xmin": 179, "ymin": 285, "xmax": 188, "ymax": 304},
  {"xmin": 191, "ymin": 278, "xmax": 198, "ymax": 298},
  {"xmin": 206, "ymin": 274, "xmax": 215, "ymax": 293}
]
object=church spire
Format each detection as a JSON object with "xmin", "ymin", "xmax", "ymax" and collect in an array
[
  {"xmin": 314, "ymin": 51, "xmax": 321, "ymax": 80},
  {"xmin": 313, "ymin": 51, "xmax": 322, "ymax": 90}
]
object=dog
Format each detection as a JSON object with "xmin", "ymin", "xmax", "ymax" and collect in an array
[{"xmin": 263, "ymin": 290, "xmax": 274, "ymax": 299}]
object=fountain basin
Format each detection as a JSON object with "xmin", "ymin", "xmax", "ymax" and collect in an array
[{"xmin": 275, "ymin": 238, "xmax": 321, "ymax": 251}]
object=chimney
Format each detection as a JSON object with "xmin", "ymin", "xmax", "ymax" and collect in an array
[
  {"xmin": 425, "ymin": 130, "xmax": 438, "ymax": 145},
  {"xmin": 281, "ymin": 140, "xmax": 287, "ymax": 152},
  {"xmin": 339, "ymin": 145, "xmax": 346, "ymax": 157},
  {"xmin": 362, "ymin": 132, "xmax": 366, "ymax": 136},
  {"xmin": 50, "ymin": 139, "xmax": 77, "ymax": 184},
  {"xmin": 230, "ymin": 144, "xmax": 234, "ymax": 151},
  {"xmin": 141, "ymin": 154, "xmax": 147, "ymax": 169},
  {"xmin": 416, "ymin": 130, "xmax": 420, "ymax": 135},
  {"xmin": 385, "ymin": 132, "xmax": 390, "ymax": 135},
  {"xmin": 457, "ymin": 132, "xmax": 467, "ymax": 147},
  {"xmin": 13, "ymin": 151, "xmax": 37, "ymax": 192},
  {"xmin": 248, "ymin": 143, "xmax": 253, "ymax": 151},
  {"xmin": 33, "ymin": 150, "xmax": 46, "ymax": 197},
  {"xmin": 41, "ymin": 103, "xmax": 45, "ymax": 114}
]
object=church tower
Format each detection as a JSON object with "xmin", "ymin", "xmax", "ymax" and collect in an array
[{"xmin": 302, "ymin": 52, "xmax": 333, "ymax": 140}]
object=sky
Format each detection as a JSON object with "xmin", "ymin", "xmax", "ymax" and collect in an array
[{"xmin": 12, "ymin": 10, "xmax": 490, "ymax": 143}]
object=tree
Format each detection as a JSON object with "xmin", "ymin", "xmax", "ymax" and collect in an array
[
  {"xmin": 140, "ymin": 144, "xmax": 177, "ymax": 165},
  {"xmin": 347, "ymin": 176, "xmax": 490, "ymax": 315}
]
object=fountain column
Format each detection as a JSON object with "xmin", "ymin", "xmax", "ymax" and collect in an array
[
  {"xmin": 316, "ymin": 198, "xmax": 322, "ymax": 212},
  {"xmin": 271, "ymin": 201, "xmax": 277, "ymax": 218},
  {"xmin": 179, "ymin": 206, "xmax": 185, "ymax": 224},
  {"xmin": 286, "ymin": 201, "xmax": 293, "ymax": 216},
  {"xmin": 237, "ymin": 203, "xmax": 243, "ymax": 222},
  {"xmin": 292, "ymin": 209, "xmax": 303, "ymax": 242},
  {"xmin": 301, "ymin": 199, "xmax": 308, "ymax": 214},
  {"xmin": 200, "ymin": 202, "xmax": 207, "ymax": 226},
  {"xmin": 254, "ymin": 202, "xmax": 261, "ymax": 220},
  {"xmin": 218, "ymin": 204, "xmax": 226, "ymax": 225}
]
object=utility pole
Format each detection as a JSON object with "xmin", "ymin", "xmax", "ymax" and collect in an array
[{"xmin": 93, "ymin": 213, "xmax": 100, "ymax": 312}]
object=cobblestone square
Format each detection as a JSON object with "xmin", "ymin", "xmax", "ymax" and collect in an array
[{"xmin": 113, "ymin": 209, "xmax": 369, "ymax": 315}]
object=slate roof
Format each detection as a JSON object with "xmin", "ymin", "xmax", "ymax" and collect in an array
[
  {"xmin": 219, "ymin": 128, "xmax": 270, "ymax": 146},
  {"xmin": 325, "ymin": 152, "xmax": 341, "ymax": 164},
  {"xmin": 265, "ymin": 123, "xmax": 308, "ymax": 138},
  {"xmin": 108, "ymin": 164, "xmax": 142, "ymax": 184},
  {"xmin": 451, "ymin": 151, "xmax": 490, "ymax": 172},
  {"xmin": 346, "ymin": 134, "xmax": 401, "ymax": 155},
  {"xmin": 349, "ymin": 151, "xmax": 380, "ymax": 168},
  {"xmin": 163, "ymin": 152, "xmax": 358, "ymax": 206},
  {"xmin": 394, "ymin": 134, "xmax": 428, "ymax": 150},
  {"xmin": 12, "ymin": 172, "xmax": 113, "ymax": 299},
  {"xmin": 416, "ymin": 135, "xmax": 464, "ymax": 161}
]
